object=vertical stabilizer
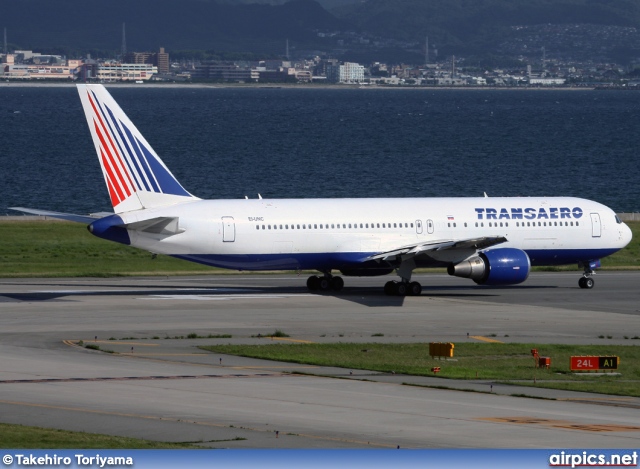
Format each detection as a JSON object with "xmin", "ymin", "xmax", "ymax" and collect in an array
[{"xmin": 77, "ymin": 84, "xmax": 198, "ymax": 213}]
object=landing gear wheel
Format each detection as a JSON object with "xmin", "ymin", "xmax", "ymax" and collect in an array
[
  {"xmin": 579, "ymin": 277, "xmax": 594, "ymax": 289},
  {"xmin": 318, "ymin": 277, "xmax": 330, "ymax": 291},
  {"xmin": 307, "ymin": 275, "xmax": 320, "ymax": 291},
  {"xmin": 384, "ymin": 281, "xmax": 397, "ymax": 296},
  {"xmin": 395, "ymin": 282, "xmax": 407, "ymax": 296},
  {"xmin": 330, "ymin": 276, "xmax": 344, "ymax": 291},
  {"xmin": 408, "ymin": 281, "xmax": 422, "ymax": 296}
]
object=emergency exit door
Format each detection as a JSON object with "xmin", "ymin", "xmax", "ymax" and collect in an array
[{"xmin": 590, "ymin": 213, "xmax": 601, "ymax": 238}]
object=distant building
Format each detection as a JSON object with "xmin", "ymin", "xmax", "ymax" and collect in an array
[
  {"xmin": 324, "ymin": 61, "xmax": 365, "ymax": 83},
  {"xmin": 124, "ymin": 48, "xmax": 170, "ymax": 75},
  {"xmin": 193, "ymin": 62, "xmax": 256, "ymax": 82},
  {"xmin": 2, "ymin": 55, "xmax": 82, "ymax": 80},
  {"xmin": 96, "ymin": 63, "xmax": 157, "ymax": 81},
  {"xmin": 528, "ymin": 78, "xmax": 566, "ymax": 86}
]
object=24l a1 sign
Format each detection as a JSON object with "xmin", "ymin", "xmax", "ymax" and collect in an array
[{"xmin": 570, "ymin": 356, "xmax": 619, "ymax": 371}]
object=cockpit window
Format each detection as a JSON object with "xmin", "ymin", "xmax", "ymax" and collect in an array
[{"xmin": 615, "ymin": 215, "xmax": 622, "ymax": 224}]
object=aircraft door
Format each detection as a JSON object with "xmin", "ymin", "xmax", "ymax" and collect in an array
[
  {"xmin": 426, "ymin": 219, "xmax": 434, "ymax": 234},
  {"xmin": 222, "ymin": 216, "xmax": 235, "ymax": 242},
  {"xmin": 415, "ymin": 220, "xmax": 423, "ymax": 234},
  {"xmin": 590, "ymin": 213, "xmax": 601, "ymax": 238}
]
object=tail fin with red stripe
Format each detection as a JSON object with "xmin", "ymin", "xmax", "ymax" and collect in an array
[{"xmin": 77, "ymin": 84, "xmax": 198, "ymax": 213}]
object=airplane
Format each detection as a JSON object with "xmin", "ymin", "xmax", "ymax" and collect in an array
[{"xmin": 12, "ymin": 84, "xmax": 633, "ymax": 295}]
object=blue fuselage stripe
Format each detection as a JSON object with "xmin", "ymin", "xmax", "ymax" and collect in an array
[{"xmin": 171, "ymin": 248, "xmax": 619, "ymax": 272}]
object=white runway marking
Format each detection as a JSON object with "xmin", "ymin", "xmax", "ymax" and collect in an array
[
  {"xmin": 33, "ymin": 288, "xmax": 258, "ymax": 294},
  {"xmin": 142, "ymin": 294, "xmax": 316, "ymax": 301}
]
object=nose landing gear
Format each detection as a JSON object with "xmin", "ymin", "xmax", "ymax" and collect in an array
[
  {"xmin": 578, "ymin": 276, "xmax": 594, "ymax": 289},
  {"xmin": 578, "ymin": 262, "xmax": 596, "ymax": 289}
]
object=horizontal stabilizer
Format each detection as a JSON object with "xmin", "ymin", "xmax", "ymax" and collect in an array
[
  {"xmin": 9, "ymin": 207, "xmax": 105, "ymax": 224},
  {"xmin": 120, "ymin": 217, "xmax": 184, "ymax": 236}
]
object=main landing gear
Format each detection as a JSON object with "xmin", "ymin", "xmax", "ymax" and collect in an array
[
  {"xmin": 383, "ymin": 258, "xmax": 422, "ymax": 296},
  {"xmin": 578, "ymin": 262, "xmax": 595, "ymax": 289},
  {"xmin": 384, "ymin": 280, "xmax": 422, "ymax": 296},
  {"xmin": 307, "ymin": 274, "xmax": 344, "ymax": 292}
]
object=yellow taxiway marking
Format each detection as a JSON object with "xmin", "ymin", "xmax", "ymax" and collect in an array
[
  {"xmin": 90, "ymin": 341, "xmax": 159, "ymax": 346},
  {"xmin": 0, "ymin": 399, "xmax": 395, "ymax": 448},
  {"xmin": 123, "ymin": 353, "xmax": 210, "ymax": 356},
  {"xmin": 268, "ymin": 337, "xmax": 314, "ymax": 344},
  {"xmin": 64, "ymin": 340, "xmax": 158, "ymax": 347},
  {"xmin": 557, "ymin": 397, "xmax": 634, "ymax": 402},
  {"xmin": 478, "ymin": 417, "xmax": 640, "ymax": 432},
  {"xmin": 233, "ymin": 365, "xmax": 318, "ymax": 369},
  {"xmin": 470, "ymin": 336, "xmax": 504, "ymax": 343}
]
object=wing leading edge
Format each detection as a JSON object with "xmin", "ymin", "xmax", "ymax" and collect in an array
[{"xmin": 366, "ymin": 236, "xmax": 508, "ymax": 262}]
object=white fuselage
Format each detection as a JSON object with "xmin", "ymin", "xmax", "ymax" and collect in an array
[{"xmin": 118, "ymin": 196, "xmax": 632, "ymax": 272}]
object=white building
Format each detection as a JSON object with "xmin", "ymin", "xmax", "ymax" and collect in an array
[
  {"xmin": 326, "ymin": 61, "xmax": 365, "ymax": 83},
  {"xmin": 528, "ymin": 78, "xmax": 566, "ymax": 86},
  {"xmin": 2, "ymin": 56, "xmax": 82, "ymax": 80},
  {"xmin": 97, "ymin": 63, "xmax": 158, "ymax": 81}
]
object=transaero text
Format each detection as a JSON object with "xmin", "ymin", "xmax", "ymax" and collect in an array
[
  {"xmin": 475, "ymin": 207, "xmax": 584, "ymax": 220},
  {"xmin": 6, "ymin": 453, "xmax": 133, "ymax": 467}
]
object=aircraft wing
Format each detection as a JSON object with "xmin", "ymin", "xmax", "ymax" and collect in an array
[
  {"xmin": 9, "ymin": 207, "xmax": 108, "ymax": 224},
  {"xmin": 367, "ymin": 236, "xmax": 508, "ymax": 262}
]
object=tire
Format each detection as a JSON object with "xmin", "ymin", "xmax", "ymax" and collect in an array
[
  {"xmin": 384, "ymin": 281, "xmax": 396, "ymax": 296},
  {"xmin": 307, "ymin": 276, "xmax": 320, "ymax": 291},
  {"xmin": 584, "ymin": 277, "xmax": 594, "ymax": 289},
  {"xmin": 331, "ymin": 276, "xmax": 344, "ymax": 291},
  {"xmin": 408, "ymin": 281, "xmax": 422, "ymax": 296},
  {"xmin": 318, "ymin": 277, "xmax": 330, "ymax": 291},
  {"xmin": 396, "ymin": 283, "xmax": 407, "ymax": 296}
]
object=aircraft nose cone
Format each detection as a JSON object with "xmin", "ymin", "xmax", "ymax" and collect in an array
[{"xmin": 622, "ymin": 222, "xmax": 633, "ymax": 247}]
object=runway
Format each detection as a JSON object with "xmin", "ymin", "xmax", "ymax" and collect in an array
[{"xmin": 1, "ymin": 272, "xmax": 639, "ymax": 448}]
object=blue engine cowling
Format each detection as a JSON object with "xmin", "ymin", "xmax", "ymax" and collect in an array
[{"xmin": 447, "ymin": 248, "xmax": 530, "ymax": 285}]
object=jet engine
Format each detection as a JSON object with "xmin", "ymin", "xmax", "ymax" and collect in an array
[{"xmin": 447, "ymin": 248, "xmax": 530, "ymax": 285}]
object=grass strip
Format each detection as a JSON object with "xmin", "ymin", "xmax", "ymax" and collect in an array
[
  {"xmin": 200, "ymin": 342, "xmax": 640, "ymax": 397},
  {"xmin": 0, "ymin": 220, "xmax": 638, "ymax": 277},
  {"xmin": 0, "ymin": 422, "xmax": 199, "ymax": 449}
]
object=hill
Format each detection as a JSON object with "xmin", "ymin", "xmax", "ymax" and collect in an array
[
  {"xmin": 2, "ymin": 0, "xmax": 640, "ymax": 64},
  {"xmin": 334, "ymin": 0, "xmax": 640, "ymax": 63},
  {"xmin": 1, "ymin": 0, "xmax": 345, "ymax": 57}
]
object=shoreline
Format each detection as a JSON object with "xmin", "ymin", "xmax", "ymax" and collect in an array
[{"xmin": 1, "ymin": 80, "xmax": 598, "ymax": 91}]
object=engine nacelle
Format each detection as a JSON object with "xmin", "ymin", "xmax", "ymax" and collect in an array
[{"xmin": 447, "ymin": 248, "xmax": 530, "ymax": 285}]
